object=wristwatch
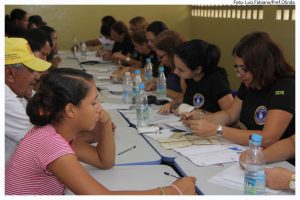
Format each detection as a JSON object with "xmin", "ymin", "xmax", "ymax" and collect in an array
[
  {"xmin": 125, "ymin": 57, "xmax": 131, "ymax": 62},
  {"xmin": 199, "ymin": 109, "xmax": 206, "ymax": 115},
  {"xmin": 289, "ymin": 174, "xmax": 295, "ymax": 191},
  {"xmin": 216, "ymin": 125, "xmax": 222, "ymax": 142}
]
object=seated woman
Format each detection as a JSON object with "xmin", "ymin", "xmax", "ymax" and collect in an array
[
  {"xmin": 5, "ymin": 8, "xmax": 29, "ymax": 31},
  {"xmin": 39, "ymin": 25, "xmax": 61, "ymax": 69},
  {"xmin": 110, "ymin": 30, "xmax": 159, "ymax": 80},
  {"xmin": 129, "ymin": 16, "xmax": 148, "ymax": 32},
  {"xmin": 182, "ymin": 32, "xmax": 295, "ymax": 149},
  {"xmin": 146, "ymin": 20, "xmax": 168, "ymax": 50},
  {"xmin": 103, "ymin": 21, "xmax": 140, "ymax": 66},
  {"xmin": 111, "ymin": 17, "xmax": 149, "ymax": 73},
  {"xmin": 150, "ymin": 30, "xmax": 185, "ymax": 100},
  {"xmin": 28, "ymin": 15, "xmax": 47, "ymax": 29},
  {"xmin": 159, "ymin": 39, "xmax": 233, "ymax": 115},
  {"xmin": 72, "ymin": 15, "xmax": 116, "ymax": 52},
  {"xmin": 5, "ymin": 68, "xmax": 196, "ymax": 195}
]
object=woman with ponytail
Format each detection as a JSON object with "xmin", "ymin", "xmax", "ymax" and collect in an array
[
  {"xmin": 5, "ymin": 8, "xmax": 29, "ymax": 31},
  {"xmin": 159, "ymin": 39, "xmax": 233, "ymax": 115},
  {"xmin": 5, "ymin": 68, "xmax": 196, "ymax": 195}
]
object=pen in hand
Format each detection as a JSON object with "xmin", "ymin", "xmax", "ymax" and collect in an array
[
  {"xmin": 179, "ymin": 109, "xmax": 195, "ymax": 122},
  {"xmin": 117, "ymin": 145, "xmax": 136, "ymax": 155},
  {"xmin": 164, "ymin": 172, "xmax": 181, "ymax": 179}
]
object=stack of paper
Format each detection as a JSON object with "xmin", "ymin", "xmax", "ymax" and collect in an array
[{"xmin": 174, "ymin": 144, "xmax": 244, "ymax": 166}]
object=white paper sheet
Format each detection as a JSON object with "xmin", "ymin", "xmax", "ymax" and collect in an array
[
  {"xmin": 208, "ymin": 163, "xmax": 281, "ymax": 194},
  {"xmin": 143, "ymin": 129, "xmax": 176, "ymax": 140},
  {"xmin": 173, "ymin": 143, "xmax": 244, "ymax": 166},
  {"xmin": 163, "ymin": 121, "xmax": 191, "ymax": 132},
  {"xmin": 101, "ymin": 103, "xmax": 132, "ymax": 110},
  {"xmin": 106, "ymin": 84, "xmax": 123, "ymax": 93}
]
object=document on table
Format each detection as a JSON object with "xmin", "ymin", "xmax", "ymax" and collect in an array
[
  {"xmin": 105, "ymin": 94, "xmax": 123, "ymax": 99},
  {"xmin": 163, "ymin": 121, "xmax": 191, "ymax": 132},
  {"xmin": 101, "ymin": 103, "xmax": 132, "ymax": 110},
  {"xmin": 208, "ymin": 163, "xmax": 281, "ymax": 194},
  {"xmin": 85, "ymin": 67, "xmax": 111, "ymax": 73},
  {"xmin": 144, "ymin": 129, "xmax": 182, "ymax": 141},
  {"xmin": 119, "ymin": 109, "xmax": 181, "ymax": 126},
  {"xmin": 173, "ymin": 143, "xmax": 244, "ymax": 166},
  {"xmin": 157, "ymin": 133, "xmax": 218, "ymax": 149},
  {"xmin": 96, "ymin": 75, "xmax": 111, "ymax": 80},
  {"xmin": 106, "ymin": 84, "xmax": 123, "ymax": 93},
  {"xmin": 95, "ymin": 81, "xmax": 111, "ymax": 90},
  {"xmin": 147, "ymin": 113, "xmax": 181, "ymax": 125}
]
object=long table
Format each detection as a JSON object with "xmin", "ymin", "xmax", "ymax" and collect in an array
[
  {"xmin": 65, "ymin": 164, "xmax": 181, "ymax": 194},
  {"xmin": 59, "ymin": 50, "xmax": 295, "ymax": 195}
]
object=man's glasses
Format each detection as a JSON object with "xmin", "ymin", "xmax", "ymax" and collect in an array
[
  {"xmin": 233, "ymin": 64, "xmax": 248, "ymax": 75},
  {"xmin": 157, "ymin": 53, "xmax": 167, "ymax": 61}
]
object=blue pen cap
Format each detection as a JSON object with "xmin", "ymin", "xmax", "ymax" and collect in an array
[
  {"xmin": 138, "ymin": 83, "xmax": 145, "ymax": 90},
  {"xmin": 135, "ymin": 69, "xmax": 141, "ymax": 75},
  {"xmin": 251, "ymin": 133, "xmax": 262, "ymax": 145},
  {"xmin": 159, "ymin": 66, "xmax": 164, "ymax": 72}
]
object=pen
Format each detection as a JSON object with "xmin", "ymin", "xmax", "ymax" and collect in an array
[
  {"xmin": 179, "ymin": 108, "xmax": 195, "ymax": 121},
  {"xmin": 228, "ymin": 147, "xmax": 244, "ymax": 152},
  {"xmin": 164, "ymin": 172, "xmax": 181, "ymax": 179},
  {"xmin": 117, "ymin": 145, "xmax": 136, "ymax": 155}
]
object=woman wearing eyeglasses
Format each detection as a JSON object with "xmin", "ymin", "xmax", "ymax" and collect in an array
[
  {"xmin": 158, "ymin": 39, "xmax": 233, "ymax": 115},
  {"xmin": 182, "ymin": 32, "xmax": 295, "ymax": 150},
  {"xmin": 150, "ymin": 30, "xmax": 185, "ymax": 99}
]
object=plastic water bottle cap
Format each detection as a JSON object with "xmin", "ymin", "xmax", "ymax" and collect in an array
[
  {"xmin": 251, "ymin": 133, "xmax": 262, "ymax": 142},
  {"xmin": 159, "ymin": 66, "xmax": 164, "ymax": 72},
  {"xmin": 146, "ymin": 58, "xmax": 151, "ymax": 63},
  {"xmin": 125, "ymin": 72, "xmax": 130, "ymax": 76},
  {"xmin": 81, "ymin": 42, "xmax": 86, "ymax": 49},
  {"xmin": 139, "ymin": 83, "xmax": 145, "ymax": 89},
  {"xmin": 135, "ymin": 70, "xmax": 141, "ymax": 75}
]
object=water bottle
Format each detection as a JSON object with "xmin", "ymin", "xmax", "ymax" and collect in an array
[
  {"xmin": 244, "ymin": 134, "xmax": 266, "ymax": 195},
  {"xmin": 123, "ymin": 72, "xmax": 133, "ymax": 104},
  {"xmin": 72, "ymin": 34, "xmax": 78, "ymax": 54},
  {"xmin": 136, "ymin": 83, "xmax": 149, "ymax": 127},
  {"xmin": 132, "ymin": 70, "xmax": 142, "ymax": 104},
  {"xmin": 80, "ymin": 42, "xmax": 87, "ymax": 60},
  {"xmin": 156, "ymin": 66, "xmax": 167, "ymax": 100},
  {"xmin": 144, "ymin": 58, "xmax": 153, "ymax": 84}
]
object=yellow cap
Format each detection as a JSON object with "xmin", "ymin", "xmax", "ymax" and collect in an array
[{"xmin": 5, "ymin": 37, "xmax": 51, "ymax": 72}]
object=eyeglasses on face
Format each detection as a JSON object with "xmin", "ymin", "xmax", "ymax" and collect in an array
[
  {"xmin": 233, "ymin": 64, "xmax": 249, "ymax": 74},
  {"xmin": 157, "ymin": 53, "xmax": 167, "ymax": 61}
]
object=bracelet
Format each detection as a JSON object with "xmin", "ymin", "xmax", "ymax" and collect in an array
[
  {"xmin": 289, "ymin": 174, "xmax": 295, "ymax": 191},
  {"xmin": 216, "ymin": 125, "xmax": 222, "ymax": 143},
  {"xmin": 159, "ymin": 187, "xmax": 166, "ymax": 195},
  {"xmin": 171, "ymin": 184, "xmax": 183, "ymax": 195}
]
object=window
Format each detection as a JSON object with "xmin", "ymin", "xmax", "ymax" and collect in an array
[{"xmin": 191, "ymin": 5, "xmax": 264, "ymax": 20}]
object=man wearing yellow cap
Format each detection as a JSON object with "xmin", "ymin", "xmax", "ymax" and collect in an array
[{"xmin": 5, "ymin": 37, "xmax": 51, "ymax": 165}]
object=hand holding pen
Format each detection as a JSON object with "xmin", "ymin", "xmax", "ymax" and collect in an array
[
  {"xmin": 180, "ymin": 109, "xmax": 206, "ymax": 121},
  {"xmin": 164, "ymin": 172, "xmax": 181, "ymax": 179},
  {"xmin": 179, "ymin": 109, "xmax": 196, "ymax": 123}
]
